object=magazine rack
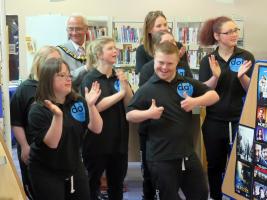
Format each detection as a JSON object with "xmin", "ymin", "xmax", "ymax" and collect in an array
[
  {"xmin": 222, "ymin": 61, "xmax": 267, "ymax": 199},
  {"xmin": 0, "ymin": 132, "xmax": 26, "ymax": 199}
]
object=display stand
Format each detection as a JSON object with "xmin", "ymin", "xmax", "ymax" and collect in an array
[
  {"xmin": 222, "ymin": 61, "xmax": 267, "ymax": 199},
  {"xmin": 0, "ymin": 132, "xmax": 26, "ymax": 199}
]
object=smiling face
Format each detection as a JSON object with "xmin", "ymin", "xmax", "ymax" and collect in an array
[
  {"xmin": 149, "ymin": 16, "xmax": 168, "ymax": 34},
  {"xmin": 67, "ymin": 16, "xmax": 88, "ymax": 46},
  {"xmin": 154, "ymin": 51, "xmax": 179, "ymax": 82},
  {"xmin": 214, "ymin": 20, "xmax": 239, "ymax": 48},
  {"xmin": 53, "ymin": 63, "xmax": 72, "ymax": 98}
]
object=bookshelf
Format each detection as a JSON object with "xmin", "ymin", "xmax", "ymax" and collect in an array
[
  {"xmin": 112, "ymin": 20, "xmax": 174, "ymax": 89},
  {"xmin": 175, "ymin": 20, "xmax": 215, "ymax": 71},
  {"xmin": 112, "ymin": 21, "xmax": 143, "ymax": 91},
  {"xmin": 112, "ymin": 21, "xmax": 143, "ymax": 68},
  {"xmin": 87, "ymin": 16, "xmax": 112, "ymax": 41}
]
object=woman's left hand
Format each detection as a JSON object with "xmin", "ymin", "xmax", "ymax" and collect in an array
[
  {"xmin": 85, "ymin": 81, "xmax": 101, "ymax": 106},
  {"xmin": 237, "ymin": 60, "xmax": 252, "ymax": 79}
]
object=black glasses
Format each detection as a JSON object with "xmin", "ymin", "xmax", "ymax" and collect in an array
[
  {"xmin": 219, "ymin": 28, "xmax": 240, "ymax": 36},
  {"xmin": 56, "ymin": 73, "xmax": 73, "ymax": 80}
]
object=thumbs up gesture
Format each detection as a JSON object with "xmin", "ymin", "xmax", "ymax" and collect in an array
[
  {"xmin": 181, "ymin": 92, "xmax": 196, "ymax": 112},
  {"xmin": 148, "ymin": 99, "xmax": 164, "ymax": 119}
]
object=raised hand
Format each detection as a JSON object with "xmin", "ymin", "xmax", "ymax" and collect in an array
[
  {"xmin": 208, "ymin": 55, "xmax": 221, "ymax": 78},
  {"xmin": 181, "ymin": 92, "xmax": 196, "ymax": 112},
  {"xmin": 85, "ymin": 81, "xmax": 101, "ymax": 106},
  {"xmin": 237, "ymin": 60, "xmax": 252, "ymax": 78},
  {"xmin": 116, "ymin": 69, "xmax": 128, "ymax": 89},
  {"xmin": 116, "ymin": 69, "xmax": 128, "ymax": 94},
  {"xmin": 148, "ymin": 99, "xmax": 164, "ymax": 119},
  {"xmin": 44, "ymin": 100, "xmax": 63, "ymax": 116}
]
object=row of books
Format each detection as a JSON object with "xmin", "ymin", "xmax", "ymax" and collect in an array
[
  {"xmin": 177, "ymin": 26, "xmax": 199, "ymax": 45},
  {"xmin": 116, "ymin": 48, "xmax": 136, "ymax": 65},
  {"xmin": 113, "ymin": 25, "xmax": 142, "ymax": 43},
  {"xmin": 113, "ymin": 68, "xmax": 139, "ymax": 92},
  {"xmin": 187, "ymin": 48, "xmax": 214, "ymax": 69},
  {"xmin": 87, "ymin": 26, "xmax": 108, "ymax": 41}
]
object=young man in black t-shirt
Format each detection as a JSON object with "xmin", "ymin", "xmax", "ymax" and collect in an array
[{"xmin": 126, "ymin": 41, "xmax": 219, "ymax": 200}]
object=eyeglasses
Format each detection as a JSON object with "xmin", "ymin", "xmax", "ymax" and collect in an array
[
  {"xmin": 67, "ymin": 27, "xmax": 85, "ymax": 32},
  {"xmin": 56, "ymin": 73, "xmax": 73, "ymax": 80},
  {"xmin": 219, "ymin": 28, "xmax": 240, "ymax": 36}
]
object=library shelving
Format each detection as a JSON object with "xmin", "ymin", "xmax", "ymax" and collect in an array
[
  {"xmin": 87, "ymin": 16, "xmax": 112, "ymax": 41},
  {"xmin": 112, "ymin": 21, "xmax": 143, "ymax": 69}
]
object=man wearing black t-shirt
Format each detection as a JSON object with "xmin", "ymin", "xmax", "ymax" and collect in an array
[{"xmin": 127, "ymin": 41, "xmax": 219, "ymax": 200}]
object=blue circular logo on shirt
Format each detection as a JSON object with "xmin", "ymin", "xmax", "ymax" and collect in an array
[
  {"xmin": 71, "ymin": 102, "xmax": 85, "ymax": 122},
  {"xmin": 229, "ymin": 57, "xmax": 244, "ymax": 72},
  {"xmin": 177, "ymin": 68, "xmax": 185, "ymax": 76},
  {"xmin": 114, "ymin": 80, "xmax": 120, "ymax": 92},
  {"xmin": 177, "ymin": 82, "xmax": 193, "ymax": 98}
]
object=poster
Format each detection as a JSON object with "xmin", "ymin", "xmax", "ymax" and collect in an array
[{"xmin": 6, "ymin": 15, "xmax": 19, "ymax": 80}]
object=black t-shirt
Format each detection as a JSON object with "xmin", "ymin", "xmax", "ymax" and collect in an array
[
  {"xmin": 135, "ymin": 42, "xmax": 188, "ymax": 74},
  {"xmin": 28, "ymin": 97, "xmax": 89, "ymax": 175},
  {"xmin": 199, "ymin": 47, "xmax": 255, "ymax": 121},
  {"xmin": 80, "ymin": 68, "xmax": 129, "ymax": 156},
  {"xmin": 127, "ymin": 73, "xmax": 211, "ymax": 161},
  {"xmin": 139, "ymin": 59, "xmax": 193, "ymax": 87},
  {"xmin": 135, "ymin": 45, "xmax": 153, "ymax": 74},
  {"xmin": 10, "ymin": 79, "xmax": 38, "ymax": 143}
]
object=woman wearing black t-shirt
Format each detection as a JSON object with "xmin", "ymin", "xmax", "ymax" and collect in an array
[
  {"xmin": 28, "ymin": 58, "xmax": 102, "ymax": 200},
  {"xmin": 81, "ymin": 37, "xmax": 133, "ymax": 200},
  {"xmin": 199, "ymin": 16, "xmax": 254, "ymax": 200}
]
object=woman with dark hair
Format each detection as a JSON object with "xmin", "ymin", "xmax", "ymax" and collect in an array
[
  {"xmin": 10, "ymin": 46, "xmax": 61, "ymax": 199},
  {"xmin": 27, "ymin": 58, "xmax": 102, "ymax": 200},
  {"xmin": 199, "ymin": 16, "xmax": 255, "ymax": 200}
]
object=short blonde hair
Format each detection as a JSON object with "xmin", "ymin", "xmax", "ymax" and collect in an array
[
  {"xmin": 30, "ymin": 46, "xmax": 61, "ymax": 81},
  {"xmin": 86, "ymin": 37, "xmax": 115, "ymax": 69}
]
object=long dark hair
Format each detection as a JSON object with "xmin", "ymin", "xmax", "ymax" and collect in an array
[{"xmin": 36, "ymin": 57, "xmax": 78, "ymax": 104}]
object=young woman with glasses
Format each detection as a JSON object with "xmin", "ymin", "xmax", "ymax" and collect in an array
[
  {"xmin": 27, "ymin": 58, "xmax": 102, "ymax": 200},
  {"xmin": 199, "ymin": 16, "xmax": 255, "ymax": 200}
]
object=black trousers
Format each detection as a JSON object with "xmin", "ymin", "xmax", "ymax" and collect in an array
[
  {"xmin": 17, "ymin": 145, "xmax": 35, "ymax": 200},
  {"xmin": 202, "ymin": 118, "xmax": 238, "ymax": 200},
  {"xmin": 28, "ymin": 161, "xmax": 90, "ymax": 200},
  {"xmin": 140, "ymin": 134, "xmax": 155, "ymax": 200},
  {"xmin": 147, "ymin": 153, "xmax": 208, "ymax": 200},
  {"xmin": 83, "ymin": 153, "xmax": 128, "ymax": 200}
]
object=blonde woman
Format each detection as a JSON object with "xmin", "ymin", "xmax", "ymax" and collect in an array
[{"xmin": 81, "ymin": 37, "xmax": 133, "ymax": 200}]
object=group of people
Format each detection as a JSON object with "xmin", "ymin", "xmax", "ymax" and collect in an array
[{"xmin": 10, "ymin": 10, "xmax": 254, "ymax": 200}]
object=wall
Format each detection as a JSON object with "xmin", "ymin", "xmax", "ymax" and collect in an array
[{"xmin": 5, "ymin": 0, "xmax": 267, "ymax": 79}]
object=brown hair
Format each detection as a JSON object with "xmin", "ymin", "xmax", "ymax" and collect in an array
[
  {"xmin": 154, "ymin": 41, "xmax": 179, "ymax": 60},
  {"xmin": 143, "ymin": 10, "xmax": 167, "ymax": 56},
  {"xmin": 152, "ymin": 31, "xmax": 175, "ymax": 54},
  {"xmin": 199, "ymin": 16, "xmax": 232, "ymax": 46},
  {"xmin": 30, "ymin": 46, "xmax": 61, "ymax": 81},
  {"xmin": 36, "ymin": 58, "xmax": 77, "ymax": 104}
]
